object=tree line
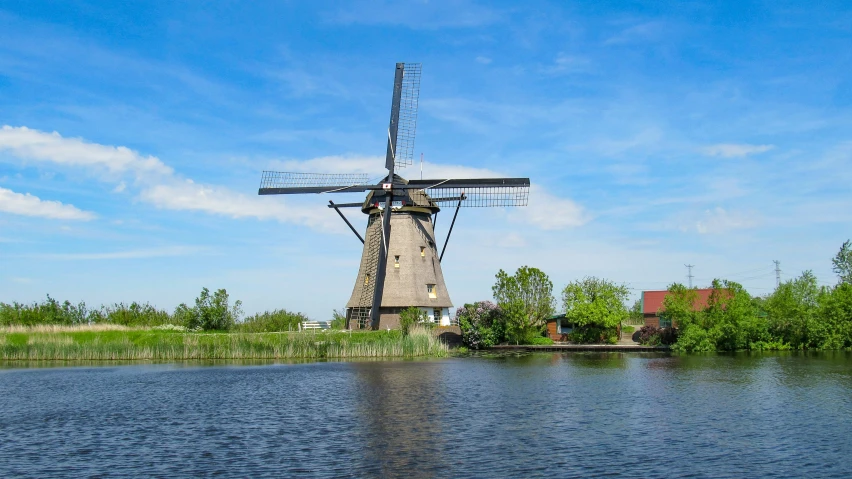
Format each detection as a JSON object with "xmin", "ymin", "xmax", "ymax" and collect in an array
[
  {"xmin": 0, "ymin": 287, "xmax": 313, "ymax": 332},
  {"xmin": 457, "ymin": 240, "xmax": 852, "ymax": 351},
  {"xmin": 456, "ymin": 266, "xmax": 629, "ymax": 348}
]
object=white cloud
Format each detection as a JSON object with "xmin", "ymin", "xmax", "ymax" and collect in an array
[
  {"xmin": 0, "ymin": 187, "xmax": 96, "ymax": 220},
  {"xmin": 702, "ymin": 143, "xmax": 775, "ymax": 158},
  {"xmin": 0, "ymin": 126, "xmax": 587, "ymax": 233},
  {"xmin": 271, "ymin": 156, "xmax": 587, "ymax": 230},
  {"xmin": 496, "ymin": 232, "xmax": 527, "ymax": 248},
  {"xmin": 688, "ymin": 207, "xmax": 759, "ymax": 234},
  {"xmin": 25, "ymin": 246, "xmax": 207, "ymax": 261},
  {"xmin": 512, "ymin": 185, "xmax": 588, "ymax": 230},
  {"xmin": 0, "ymin": 126, "xmax": 173, "ymax": 179},
  {"xmin": 139, "ymin": 180, "xmax": 340, "ymax": 231}
]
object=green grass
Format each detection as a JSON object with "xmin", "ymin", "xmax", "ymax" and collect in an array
[{"xmin": 0, "ymin": 327, "xmax": 448, "ymax": 361}]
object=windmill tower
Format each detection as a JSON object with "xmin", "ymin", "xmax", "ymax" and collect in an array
[{"xmin": 258, "ymin": 63, "xmax": 530, "ymax": 330}]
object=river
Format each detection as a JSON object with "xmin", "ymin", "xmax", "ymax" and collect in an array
[{"xmin": 1, "ymin": 352, "xmax": 851, "ymax": 478}]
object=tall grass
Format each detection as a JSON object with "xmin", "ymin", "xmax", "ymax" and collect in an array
[
  {"xmin": 0, "ymin": 298, "xmax": 172, "ymax": 327},
  {"xmin": 0, "ymin": 329, "xmax": 449, "ymax": 361}
]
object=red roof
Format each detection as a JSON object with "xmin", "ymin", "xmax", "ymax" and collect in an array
[{"xmin": 642, "ymin": 288, "xmax": 716, "ymax": 315}]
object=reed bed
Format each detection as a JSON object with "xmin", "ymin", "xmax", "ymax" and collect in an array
[
  {"xmin": 0, "ymin": 327, "xmax": 448, "ymax": 361},
  {"xmin": 1, "ymin": 324, "xmax": 134, "ymax": 333}
]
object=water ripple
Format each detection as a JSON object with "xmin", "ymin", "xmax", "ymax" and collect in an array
[{"xmin": 1, "ymin": 353, "xmax": 851, "ymax": 478}]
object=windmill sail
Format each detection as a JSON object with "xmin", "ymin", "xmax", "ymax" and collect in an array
[
  {"xmin": 410, "ymin": 177, "xmax": 530, "ymax": 207},
  {"xmin": 393, "ymin": 63, "xmax": 421, "ymax": 170},
  {"xmin": 258, "ymin": 171, "xmax": 371, "ymax": 195}
]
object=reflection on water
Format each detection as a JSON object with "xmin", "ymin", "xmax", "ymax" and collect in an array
[
  {"xmin": 351, "ymin": 362, "xmax": 447, "ymax": 478},
  {"xmin": 1, "ymin": 353, "xmax": 851, "ymax": 478}
]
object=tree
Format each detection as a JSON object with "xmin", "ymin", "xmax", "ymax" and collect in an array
[
  {"xmin": 628, "ymin": 299, "xmax": 643, "ymax": 324},
  {"xmin": 764, "ymin": 271, "xmax": 820, "ymax": 348},
  {"xmin": 182, "ymin": 287, "xmax": 242, "ymax": 331},
  {"xmin": 562, "ymin": 277, "xmax": 629, "ymax": 329},
  {"xmin": 561, "ymin": 277, "xmax": 629, "ymax": 343},
  {"xmin": 671, "ymin": 280, "xmax": 768, "ymax": 352},
  {"xmin": 492, "ymin": 266, "xmax": 554, "ymax": 343},
  {"xmin": 832, "ymin": 240, "xmax": 852, "ymax": 284},
  {"xmin": 813, "ymin": 282, "xmax": 852, "ymax": 350}
]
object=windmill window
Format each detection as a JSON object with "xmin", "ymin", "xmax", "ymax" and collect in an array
[
  {"xmin": 394, "ymin": 256, "xmax": 400, "ymax": 268},
  {"xmin": 427, "ymin": 284, "xmax": 437, "ymax": 299},
  {"xmin": 433, "ymin": 308, "xmax": 442, "ymax": 323},
  {"xmin": 420, "ymin": 246, "xmax": 426, "ymax": 257}
]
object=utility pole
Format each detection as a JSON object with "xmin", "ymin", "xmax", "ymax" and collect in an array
[
  {"xmin": 685, "ymin": 264, "xmax": 694, "ymax": 289},
  {"xmin": 774, "ymin": 260, "xmax": 781, "ymax": 288}
]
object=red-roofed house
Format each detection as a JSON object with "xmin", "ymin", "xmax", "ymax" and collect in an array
[{"xmin": 641, "ymin": 288, "xmax": 716, "ymax": 328}]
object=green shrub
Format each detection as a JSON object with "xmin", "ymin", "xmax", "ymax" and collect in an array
[
  {"xmin": 236, "ymin": 308, "xmax": 309, "ymax": 333},
  {"xmin": 636, "ymin": 326, "xmax": 677, "ymax": 346},
  {"xmin": 399, "ymin": 307, "xmax": 429, "ymax": 336},
  {"xmin": 456, "ymin": 301, "xmax": 505, "ymax": 349},
  {"xmin": 329, "ymin": 309, "xmax": 346, "ymax": 330},
  {"xmin": 527, "ymin": 336, "xmax": 554, "ymax": 345},
  {"xmin": 567, "ymin": 326, "xmax": 618, "ymax": 344}
]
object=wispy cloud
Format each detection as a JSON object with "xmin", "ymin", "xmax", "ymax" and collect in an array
[
  {"xmin": 541, "ymin": 53, "xmax": 592, "ymax": 75},
  {"xmin": 603, "ymin": 21, "xmax": 665, "ymax": 45},
  {"xmin": 22, "ymin": 246, "xmax": 209, "ymax": 261},
  {"xmin": 702, "ymin": 143, "xmax": 775, "ymax": 158},
  {"xmin": 329, "ymin": 0, "xmax": 503, "ymax": 29},
  {"xmin": 139, "ymin": 180, "xmax": 339, "ymax": 231},
  {"xmin": 511, "ymin": 185, "xmax": 589, "ymax": 230},
  {"xmin": 273, "ymin": 156, "xmax": 588, "ymax": 230},
  {"xmin": 1, "ymin": 125, "xmax": 587, "ymax": 233},
  {"xmin": 685, "ymin": 207, "xmax": 760, "ymax": 235},
  {"xmin": 0, "ymin": 187, "xmax": 96, "ymax": 220},
  {"xmin": 0, "ymin": 126, "xmax": 342, "ymax": 231},
  {"xmin": 475, "ymin": 56, "xmax": 492, "ymax": 64}
]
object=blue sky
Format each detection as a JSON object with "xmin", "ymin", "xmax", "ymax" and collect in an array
[{"xmin": 1, "ymin": 0, "xmax": 850, "ymax": 319}]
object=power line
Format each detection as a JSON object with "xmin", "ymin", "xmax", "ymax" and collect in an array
[
  {"xmin": 773, "ymin": 260, "xmax": 781, "ymax": 288},
  {"xmin": 685, "ymin": 264, "xmax": 694, "ymax": 289}
]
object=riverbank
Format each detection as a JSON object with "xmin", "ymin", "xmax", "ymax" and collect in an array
[
  {"xmin": 0, "ymin": 326, "xmax": 448, "ymax": 360},
  {"xmin": 490, "ymin": 344, "xmax": 668, "ymax": 352}
]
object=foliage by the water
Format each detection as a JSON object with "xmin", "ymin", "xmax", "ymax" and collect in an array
[
  {"xmin": 456, "ymin": 301, "xmax": 506, "ymax": 349},
  {"xmin": 492, "ymin": 266, "xmax": 555, "ymax": 343},
  {"xmin": 665, "ymin": 273, "xmax": 852, "ymax": 352},
  {"xmin": 1, "ymin": 287, "xmax": 309, "ymax": 333},
  {"xmin": 566, "ymin": 326, "xmax": 618, "ymax": 344},
  {"xmin": 636, "ymin": 325, "xmax": 677, "ymax": 346},
  {"xmin": 399, "ymin": 307, "xmax": 431, "ymax": 336},
  {"xmin": 833, "ymin": 240, "xmax": 852, "ymax": 285},
  {"xmin": 0, "ymin": 327, "xmax": 448, "ymax": 360},
  {"xmin": 561, "ymin": 277, "xmax": 629, "ymax": 344},
  {"xmin": 236, "ymin": 309, "xmax": 310, "ymax": 333}
]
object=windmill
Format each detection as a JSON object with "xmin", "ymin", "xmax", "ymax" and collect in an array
[{"xmin": 259, "ymin": 63, "xmax": 530, "ymax": 330}]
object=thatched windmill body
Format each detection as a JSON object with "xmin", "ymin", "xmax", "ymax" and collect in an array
[{"xmin": 259, "ymin": 63, "xmax": 529, "ymax": 330}]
